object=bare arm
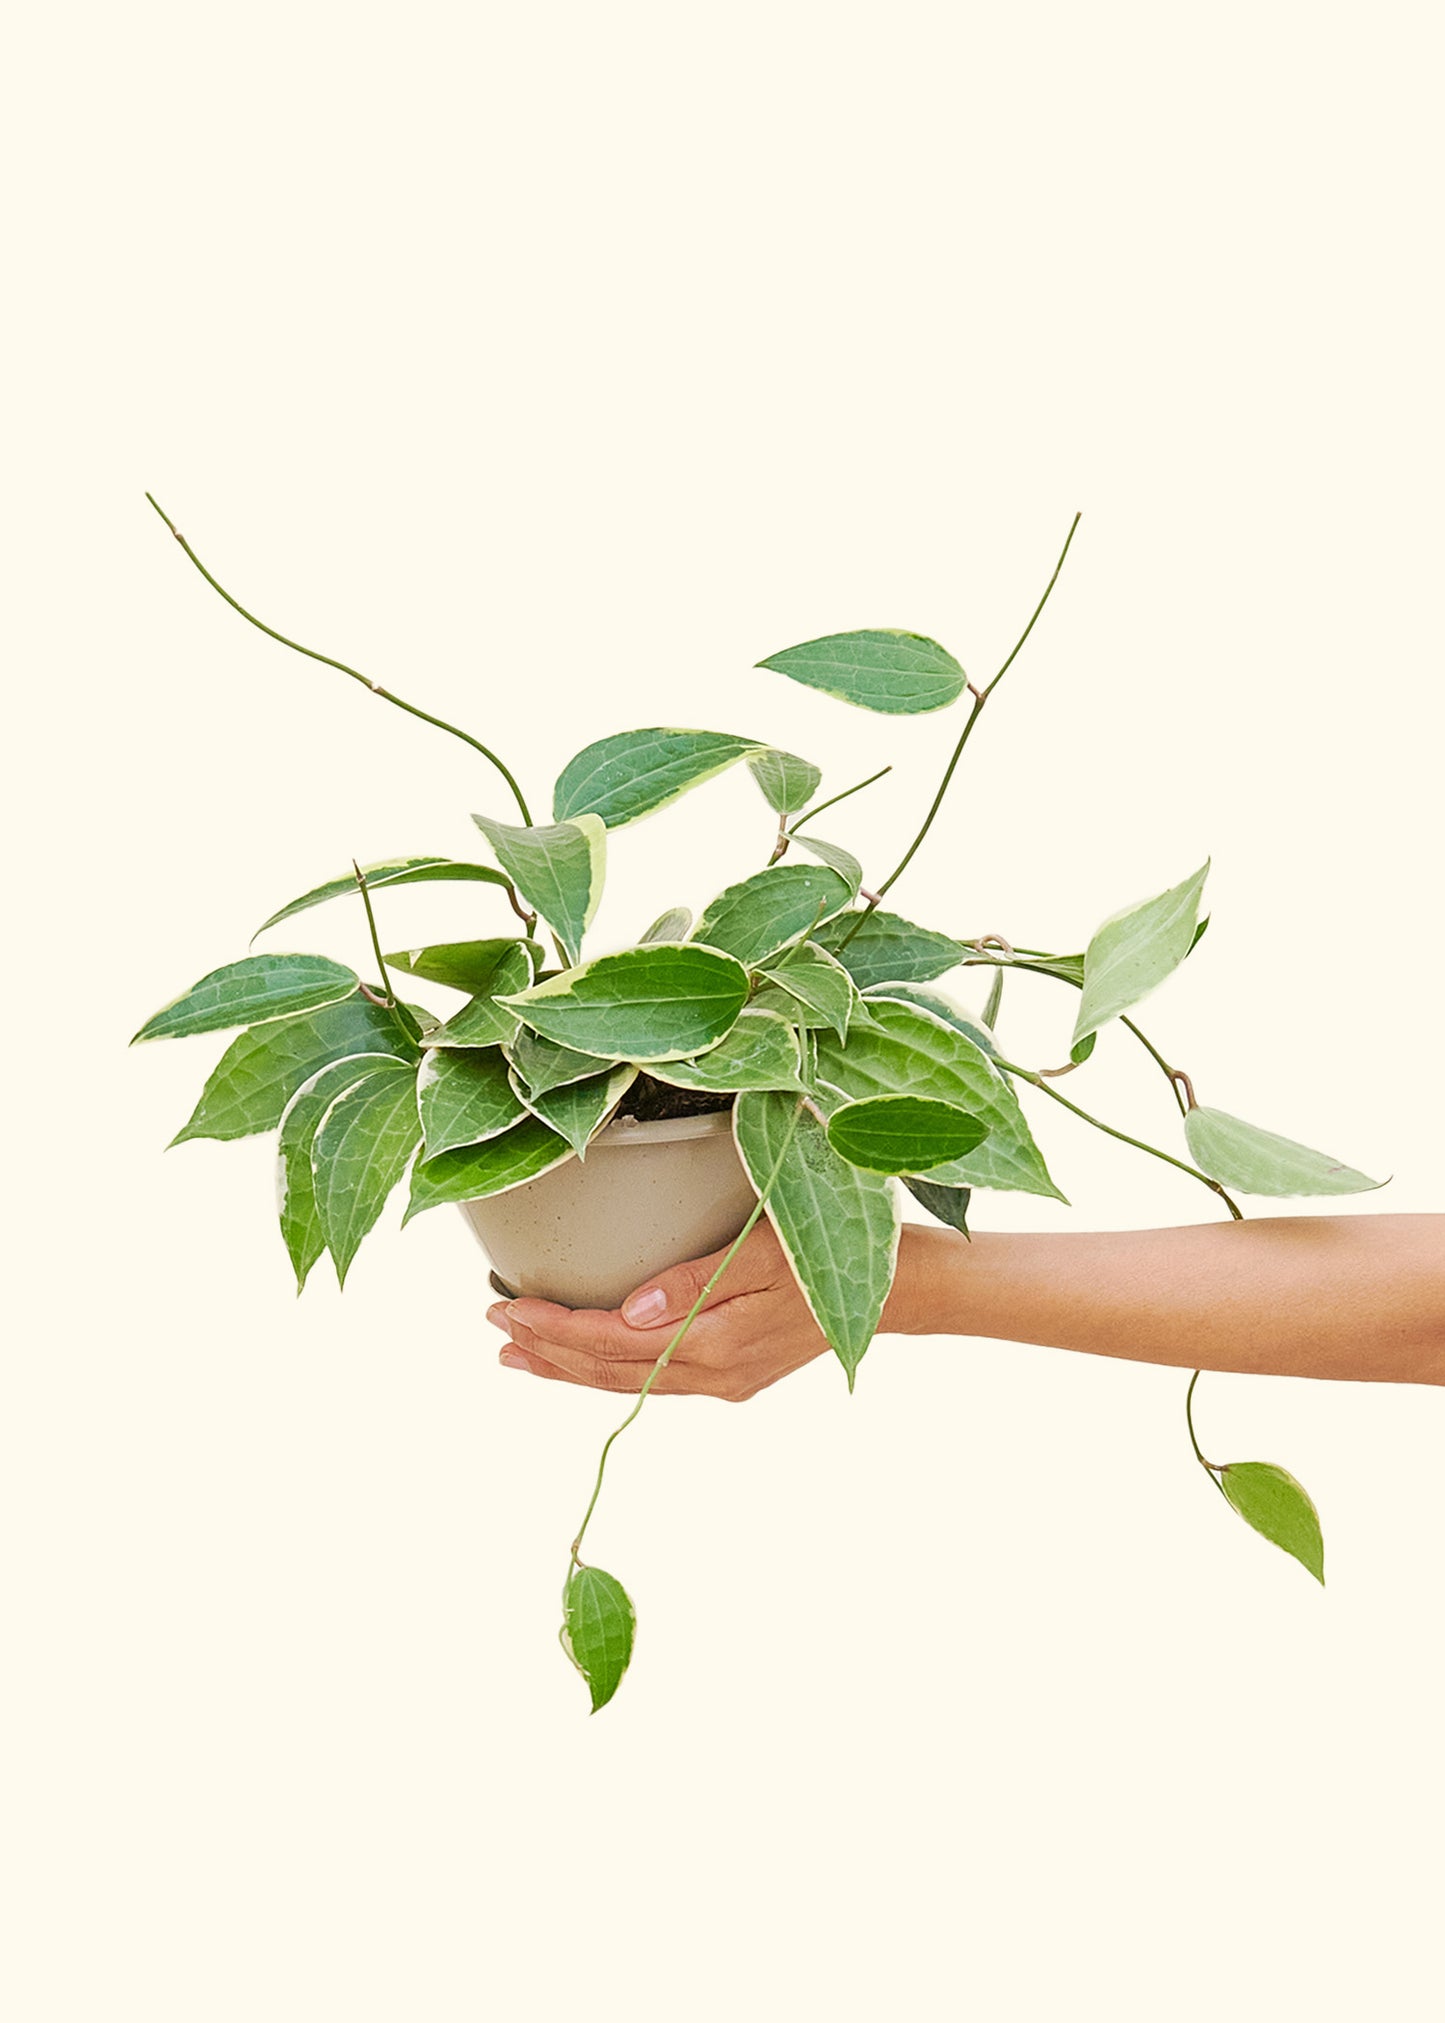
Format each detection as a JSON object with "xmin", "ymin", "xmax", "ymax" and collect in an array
[{"xmin": 488, "ymin": 1212, "xmax": 1445, "ymax": 1399}]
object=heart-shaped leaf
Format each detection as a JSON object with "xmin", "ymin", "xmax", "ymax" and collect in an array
[
  {"xmin": 388, "ymin": 937, "xmax": 542, "ymax": 996},
  {"xmin": 650, "ymin": 1008, "xmax": 807, "ymax": 1094},
  {"xmin": 560, "ymin": 1565, "xmax": 637, "ymax": 1712},
  {"xmin": 758, "ymin": 629, "xmax": 967, "ymax": 714},
  {"xmin": 402, "ymin": 1116, "xmax": 574, "ymax": 1222},
  {"xmin": 815, "ymin": 910, "xmax": 967, "ymax": 989},
  {"xmin": 515, "ymin": 1063, "xmax": 637, "ymax": 1158},
  {"xmin": 276, "ymin": 1052, "xmax": 410, "ymax": 1290},
  {"xmin": 1184, "ymin": 1106, "xmax": 1386, "ymax": 1197},
  {"xmin": 748, "ymin": 748, "xmax": 822, "ymax": 815},
  {"xmin": 251, "ymin": 857, "xmax": 510, "ymax": 941},
  {"xmin": 1071, "ymin": 860, "xmax": 1211, "ymax": 1051},
  {"xmin": 417, "ymin": 1047, "xmax": 528, "ymax": 1159},
  {"xmin": 826, "ymin": 1095, "xmax": 990, "ymax": 1174},
  {"xmin": 133, "ymin": 953, "xmax": 359, "ymax": 1043},
  {"xmin": 1220, "ymin": 1462, "xmax": 1325, "ymax": 1585},
  {"xmin": 310, "ymin": 1060, "xmax": 423, "ymax": 1286},
  {"xmin": 500, "ymin": 945, "xmax": 750, "ymax": 1062},
  {"xmin": 553, "ymin": 728, "xmax": 766, "ymax": 828},
  {"xmin": 692, "ymin": 864, "xmax": 854, "ymax": 968},
  {"xmin": 472, "ymin": 814, "xmax": 606, "ymax": 967}
]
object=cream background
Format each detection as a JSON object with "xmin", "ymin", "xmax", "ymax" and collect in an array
[{"xmin": 5, "ymin": 5, "xmax": 1442, "ymax": 2018}]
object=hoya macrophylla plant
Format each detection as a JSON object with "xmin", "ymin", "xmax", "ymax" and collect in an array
[{"xmin": 136, "ymin": 497, "xmax": 1388, "ymax": 1712}]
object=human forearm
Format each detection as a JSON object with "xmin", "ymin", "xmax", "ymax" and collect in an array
[{"xmin": 887, "ymin": 1214, "xmax": 1445, "ymax": 1386}]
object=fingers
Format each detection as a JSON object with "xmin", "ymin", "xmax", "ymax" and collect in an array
[{"xmin": 494, "ymin": 1329, "xmax": 724, "ymax": 1397}]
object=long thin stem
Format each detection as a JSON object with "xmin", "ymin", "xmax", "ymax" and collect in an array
[
  {"xmin": 1185, "ymin": 1371, "xmax": 1230, "ymax": 1498},
  {"xmin": 145, "ymin": 493, "xmax": 535, "ymax": 825},
  {"xmin": 788, "ymin": 765, "xmax": 893, "ymax": 836},
  {"xmin": 568, "ymin": 1100, "xmax": 804, "ymax": 1574},
  {"xmin": 352, "ymin": 861, "xmax": 397, "ymax": 1005}
]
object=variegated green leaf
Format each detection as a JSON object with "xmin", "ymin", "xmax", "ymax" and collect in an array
[
  {"xmin": 311, "ymin": 1060, "xmax": 423, "ymax": 1286},
  {"xmin": 423, "ymin": 944, "xmax": 536, "ymax": 1049},
  {"xmin": 862, "ymin": 982, "xmax": 1002, "ymax": 1061},
  {"xmin": 758, "ymin": 629, "xmax": 966, "ymax": 714},
  {"xmin": 1184, "ymin": 1106, "xmax": 1386, "ymax": 1197},
  {"xmin": 758, "ymin": 940, "xmax": 860, "ymax": 1041},
  {"xmin": 276, "ymin": 1053, "xmax": 409, "ymax": 1291},
  {"xmin": 640, "ymin": 906, "xmax": 693, "ymax": 944},
  {"xmin": 553, "ymin": 728, "xmax": 766, "ymax": 828},
  {"xmin": 650, "ymin": 1009, "xmax": 806, "ymax": 1093},
  {"xmin": 560, "ymin": 1565, "xmax": 637, "ymax": 1713},
  {"xmin": 472, "ymin": 814, "xmax": 606, "ymax": 967},
  {"xmin": 133, "ymin": 953, "xmax": 359, "ymax": 1043},
  {"xmin": 813, "ymin": 999, "xmax": 1066, "ymax": 1201},
  {"xmin": 733, "ymin": 1092, "xmax": 898, "ymax": 1388},
  {"xmin": 515, "ymin": 1063, "xmax": 637, "ymax": 1158},
  {"xmin": 252, "ymin": 857, "xmax": 510, "ymax": 941},
  {"xmin": 1071, "ymin": 861, "xmax": 1211, "ymax": 1051},
  {"xmin": 748, "ymin": 748, "xmax": 822, "ymax": 816},
  {"xmin": 417, "ymin": 1047, "xmax": 528, "ymax": 1159},
  {"xmin": 508, "ymin": 1024, "xmax": 617, "ymax": 1096},
  {"xmin": 388, "ymin": 937, "xmax": 542, "ymax": 996},
  {"xmin": 171, "ymin": 994, "xmax": 422, "ymax": 1145},
  {"xmin": 402, "ymin": 1116, "xmax": 574, "ymax": 1222},
  {"xmin": 500, "ymin": 944, "xmax": 749, "ymax": 1062},
  {"xmin": 692, "ymin": 863, "xmax": 853, "ymax": 968},
  {"xmin": 826, "ymin": 1095, "xmax": 989, "ymax": 1174},
  {"xmin": 1220, "ymin": 1462, "xmax": 1325, "ymax": 1584},
  {"xmin": 790, "ymin": 833, "xmax": 862, "ymax": 895},
  {"xmin": 815, "ymin": 910, "xmax": 967, "ymax": 989}
]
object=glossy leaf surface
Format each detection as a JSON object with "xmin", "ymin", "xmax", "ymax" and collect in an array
[
  {"xmin": 758, "ymin": 629, "xmax": 967, "ymax": 714},
  {"xmin": 553, "ymin": 728, "xmax": 765, "ymax": 828},
  {"xmin": 518, "ymin": 1063, "xmax": 636, "ymax": 1158},
  {"xmin": 903, "ymin": 1177, "xmax": 972, "ymax": 1235},
  {"xmin": 133, "ymin": 954, "xmax": 359, "ymax": 1043},
  {"xmin": 508, "ymin": 1024, "xmax": 617, "ymax": 1096},
  {"xmin": 862, "ymin": 982, "xmax": 1002, "ymax": 1061},
  {"xmin": 252, "ymin": 856, "xmax": 510, "ymax": 940},
  {"xmin": 826, "ymin": 1094, "xmax": 990, "ymax": 1174},
  {"xmin": 276, "ymin": 1053, "xmax": 408, "ymax": 1291},
  {"xmin": 388, "ymin": 937, "xmax": 542, "ymax": 996},
  {"xmin": 560, "ymin": 1565, "xmax": 637, "ymax": 1713},
  {"xmin": 758, "ymin": 940, "xmax": 860, "ymax": 1041},
  {"xmin": 311, "ymin": 1060, "xmax": 423, "ymax": 1285},
  {"xmin": 650, "ymin": 1009, "xmax": 806, "ymax": 1093},
  {"xmin": 472, "ymin": 814, "xmax": 606, "ymax": 967},
  {"xmin": 692, "ymin": 864, "xmax": 853, "ymax": 968},
  {"xmin": 417, "ymin": 1047, "xmax": 528, "ymax": 1158},
  {"xmin": 422, "ymin": 944, "xmax": 536, "ymax": 1050},
  {"xmin": 403, "ymin": 1116, "xmax": 574, "ymax": 1222},
  {"xmin": 500, "ymin": 944, "xmax": 749, "ymax": 1062},
  {"xmin": 815, "ymin": 910, "xmax": 967, "ymax": 989}
]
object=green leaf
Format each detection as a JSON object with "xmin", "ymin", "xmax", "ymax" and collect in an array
[
  {"xmin": 553, "ymin": 728, "xmax": 766, "ymax": 828},
  {"xmin": 276, "ymin": 1053, "xmax": 410, "ymax": 1291},
  {"xmin": 733, "ymin": 1092, "xmax": 899, "ymax": 1388},
  {"xmin": 387, "ymin": 937, "xmax": 542, "ymax": 996},
  {"xmin": 981, "ymin": 969, "xmax": 1004, "ymax": 1031},
  {"xmin": 826, "ymin": 1095, "xmax": 990, "ymax": 1174},
  {"xmin": 1220, "ymin": 1462, "xmax": 1325, "ymax": 1585},
  {"xmin": 640, "ymin": 906, "xmax": 693, "ymax": 944},
  {"xmin": 560, "ymin": 1565, "xmax": 637, "ymax": 1712},
  {"xmin": 472, "ymin": 814, "xmax": 606, "ymax": 967},
  {"xmin": 403, "ymin": 1116, "xmax": 574, "ymax": 1222},
  {"xmin": 757, "ymin": 940, "xmax": 860, "ymax": 1042},
  {"xmin": 133, "ymin": 953, "xmax": 359, "ymax": 1043},
  {"xmin": 692, "ymin": 864, "xmax": 854, "ymax": 968},
  {"xmin": 1009, "ymin": 947, "xmax": 1086, "ymax": 986},
  {"xmin": 748, "ymin": 748, "xmax": 822, "ymax": 815},
  {"xmin": 1069, "ymin": 1031, "xmax": 1097, "ymax": 1065},
  {"xmin": 813, "ymin": 998, "xmax": 1067, "ymax": 1202},
  {"xmin": 251, "ymin": 857, "xmax": 511, "ymax": 941},
  {"xmin": 790, "ymin": 833, "xmax": 862, "ymax": 895},
  {"xmin": 1071, "ymin": 860, "xmax": 1211, "ymax": 1051},
  {"xmin": 650, "ymin": 1009, "xmax": 806, "ymax": 1094},
  {"xmin": 311, "ymin": 1060, "xmax": 423, "ymax": 1286},
  {"xmin": 758, "ymin": 629, "xmax": 967, "ymax": 715},
  {"xmin": 499, "ymin": 945, "xmax": 750, "ymax": 1063},
  {"xmin": 861, "ymin": 982, "xmax": 1002, "ymax": 1062},
  {"xmin": 423, "ymin": 944, "xmax": 536, "ymax": 1050},
  {"xmin": 517, "ymin": 1063, "xmax": 637, "ymax": 1158},
  {"xmin": 171, "ymin": 994, "xmax": 422, "ymax": 1145},
  {"xmin": 417, "ymin": 1047, "xmax": 528, "ymax": 1159},
  {"xmin": 903, "ymin": 1177, "xmax": 972, "ymax": 1236},
  {"xmin": 1184, "ymin": 1106, "xmax": 1386, "ymax": 1197},
  {"xmin": 508, "ymin": 1023, "xmax": 617, "ymax": 1096},
  {"xmin": 815, "ymin": 910, "xmax": 967, "ymax": 989}
]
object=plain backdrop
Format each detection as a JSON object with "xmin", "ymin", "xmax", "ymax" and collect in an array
[{"xmin": 5, "ymin": 5, "xmax": 1442, "ymax": 2019}]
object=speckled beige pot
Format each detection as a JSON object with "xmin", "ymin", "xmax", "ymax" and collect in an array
[{"xmin": 457, "ymin": 1109, "xmax": 758, "ymax": 1310}]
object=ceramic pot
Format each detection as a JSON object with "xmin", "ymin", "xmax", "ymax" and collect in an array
[{"xmin": 457, "ymin": 1108, "xmax": 758, "ymax": 1309}]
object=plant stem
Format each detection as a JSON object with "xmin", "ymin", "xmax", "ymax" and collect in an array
[
  {"xmin": 788, "ymin": 765, "xmax": 893, "ymax": 836},
  {"xmin": 567, "ymin": 1100, "xmax": 804, "ymax": 1575},
  {"xmin": 1185, "ymin": 1371, "xmax": 1230, "ymax": 1498},
  {"xmin": 352, "ymin": 861, "xmax": 398, "ymax": 1005},
  {"xmin": 145, "ymin": 493, "xmax": 536, "ymax": 825}
]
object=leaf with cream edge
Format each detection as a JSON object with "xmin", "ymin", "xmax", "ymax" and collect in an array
[
  {"xmin": 1183, "ymin": 1106, "xmax": 1386, "ymax": 1197},
  {"xmin": 757, "ymin": 940, "xmax": 860, "ymax": 1041},
  {"xmin": 1220, "ymin": 1463, "xmax": 1325, "ymax": 1585},
  {"xmin": 514, "ymin": 1063, "xmax": 637, "ymax": 1158},
  {"xmin": 417, "ymin": 1047, "xmax": 528, "ymax": 1160},
  {"xmin": 748, "ymin": 748, "xmax": 822, "ymax": 816},
  {"xmin": 499, "ymin": 944, "xmax": 749, "ymax": 1062},
  {"xmin": 813, "ymin": 998, "xmax": 1066, "ymax": 1202},
  {"xmin": 553, "ymin": 728, "xmax": 767, "ymax": 828},
  {"xmin": 862, "ymin": 982, "xmax": 1002, "ymax": 1062},
  {"xmin": 560, "ymin": 1565, "xmax": 637, "ymax": 1713},
  {"xmin": 472, "ymin": 814, "xmax": 606, "ymax": 968},
  {"xmin": 789, "ymin": 833, "xmax": 863, "ymax": 895},
  {"xmin": 691, "ymin": 863, "xmax": 854, "ymax": 969},
  {"xmin": 387, "ymin": 937, "xmax": 543, "ymax": 996},
  {"xmin": 403, "ymin": 1116, "xmax": 574, "ymax": 1222},
  {"xmin": 276, "ymin": 1053, "xmax": 411, "ymax": 1290},
  {"xmin": 1070, "ymin": 860, "xmax": 1211, "ymax": 1052},
  {"xmin": 733, "ymin": 1091, "xmax": 899, "ymax": 1389},
  {"xmin": 640, "ymin": 906, "xmax": 692, "ymax": 944},
  {"xmin": 423, "ymin": 943, "xmax": 536, "ymax": 1050},
  {"xmin": 649, "ymin": 1009, "xmax": 807, "ymax": 1094},
  {"xmin": 132, "ymin": 953, "xmax": 359, "ymax": 1043},
  {"xmin": 826, "ymin": 1095, "xmax": 990, "ymax": 1174},
  {"xmin": 310, "ymin": 1060, "xmax": 423, "ymax": 1286},
  {"xmin": 508, "ymin": 1024, "xmax": 617, "ymax": 1096},
  {"xmin": 758, "ymin": 629, "xmax": 967, "ymax": 715},
  {"xmin": 815, "ymin": 910, "xmax": 968, "ymax": 989},
  {"xmin": 251, "ymin": 856, "xmax": 511, "ymax": 942}
]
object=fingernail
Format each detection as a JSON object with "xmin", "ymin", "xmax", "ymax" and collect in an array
[
  {"xmin": 486, "ymin": 1303, "xmax": 510, "ymax": 1330},
  {"xmin": 623, "ymin": 1285, "xmax": 667, "ymax": 1325},
  {"xmin": 500, "ymin": 1350, "xmax": 531, "ymax": 1372}
]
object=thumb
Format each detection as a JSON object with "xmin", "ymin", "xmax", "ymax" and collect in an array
[{"xmin": 620, "ymin": 1230, "xmax": 765, "ymax": 1330}]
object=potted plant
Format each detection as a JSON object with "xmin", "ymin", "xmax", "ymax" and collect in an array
[{"xmin": 135, "ymin": 499, "xmax": 1386, "ymax": 1712}]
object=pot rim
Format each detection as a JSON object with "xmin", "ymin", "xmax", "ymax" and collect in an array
[{"xmin": 594, "ymin": 1107, "xmax": 735, "ymax": 1146}]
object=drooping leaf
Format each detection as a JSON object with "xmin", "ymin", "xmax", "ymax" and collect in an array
[
  {"xmin": 1008, "ymin": 947, "xmax": 1087, "ymax": 986},
  {"xmin": 758, "ymin": 940, "xmax": 860, "ymax": 1041},
  {"xmin": 251, "ymin": 856, "xmax": 511, "ymax": 941},
  {"xmin": 650, "ymin": 1009, "xmax": 806, "ymax": 1094},
  {"xmin": 1220, "ymin": 1462, "xmax": 1325, "ymax": 1585},
  {"xmin": 1184, "ymin": 1106, "xmax": 1386, "ymax": 1197},
  {"xmin": 311, "ymin": 1060, "xmax": 423, "ymax": 1286},
  {"xmin": 815, "ymin": 910, "xmax": 967, "ymax": 989},
  {"xmin": 472, "ymin": 814, "xmax": 606, "ymax": 967},
  {"xmin": 516, "ymin": 1063, "xmax": 637, "ymax": 1158},
  {"xmin": 171, "ymin": 994, "xmax": 423, "ymax": 1145},
  {"xmin": 640, "ymin": 906, "xmax": 693, "ymax": 944},
  {"xmin": 789, "ymin": 833, "xmax": 863, "ymax": 895},
  {"xmin": 692, "ymin": 864, "xmax": 853, "ymax": 968},
  {"xmin": 276, "ymin": 1053, "xmax": 410, "ymax": 1291},
  {"xmin": 553, "ymin": 728, "xmax": 766, "ymax": 828},
  {"xmin": 813, "ymin": 998, "xmax": 1066, "ymax": 1201},
  {"xmin": 499, "ymin": 944, "xmax": 750, "ymax": 1063},
  {"xmin": 1070, "ymin": 1032, "xmax": 1097, "ymax": 1065},
  {"xmin": 402, "ymin": 1115, "xmax": 574, "ymax": 1222},
  {"xmin": 826, "ymin": 1095, "xmax": 990, "ymax": 1174},
  {"xmin": 387, "ymin": 937, "xmax": 542, "ymax": 996},
  {"xmin": 423, "ymin": 944, "xmax": 536, "ymax": 1050},
  {"xmin": 758, "ymin": 629, "xmax": 967, "ymax": 714},
  {"xmin": 560, "ymin": 1565, "xmax": 637, "ymax": 1713},
  {"xmin": 416, "ymin": 1047, "xmax": 528, "ymax": 1159},
  {"xmin": 132, "ymin": 953, "xmax": 360, "ymax": 1043},
  {"xmin": 733, "ymin": 1092, "xmax": 899, "ymax": 1389},
  {"xmin": 861, "ymin": 982, "xmax": 1002, "ymax": 1061},
  {"xmin": 508, "ymin": 1023, "xmax": 617, "ymax": 1096},
  {"xmin": 1071, "ymin": 860, "xmax": 1211, "ymax": 1051},
  {"xmin": 903, "ymin": 1177, "xmax": 972, "ymax": 1236},
  {"xmin": 748, "ymin": 748, "xmax": 822, "ymax": 816}
]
